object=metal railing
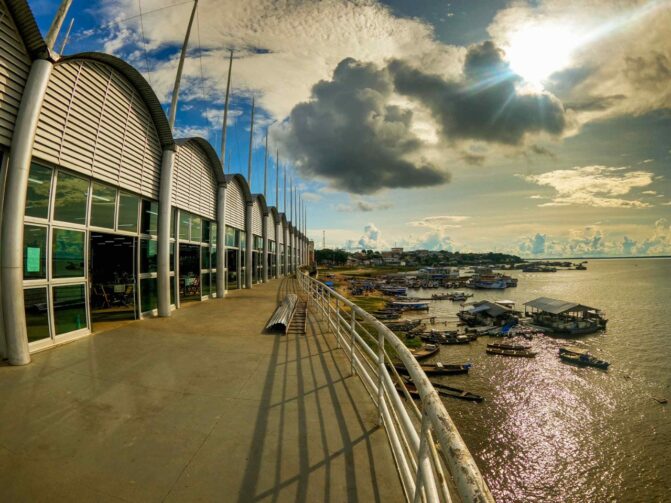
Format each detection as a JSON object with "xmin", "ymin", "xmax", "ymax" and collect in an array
[{"xmin": 297, "ymin": 273, "xmax": 494, "ymax": 503}]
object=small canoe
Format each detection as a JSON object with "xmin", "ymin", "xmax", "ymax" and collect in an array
[
  {"xmin": 487, "ymin": 343, "xmax": 531, "ymax": 351},
  {"xmin": 397, "ymin": 380, "xmax": 484, "ymax": 402},
  {"xmin": 409, "ymin": 344, "xmax": 439, "ymax": 360},
  {"xmin": 486, "ymin": 347, "xmax": 537, "ymax": 358},
  {"xmin": 559, "ymin": 352, "xmax": 609, "ymax": 369},
  {"xmin": 392, "ymin": 362, "xmax": 471, "ymax": 376}
]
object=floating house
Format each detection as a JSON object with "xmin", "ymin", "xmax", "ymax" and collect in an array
[
  {"xmin": 524, "ymin": 297, "xmax": 607, "ymax": 335},
  {"xmin": 457, "ymin": 300, "xmax": 517, "ymax": 327}
]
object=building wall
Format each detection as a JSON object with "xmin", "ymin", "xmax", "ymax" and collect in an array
[
  {"xmin": 173, "ymin": 141, "xmax": 217, "ymax": 220},
  {"xmin": 267, "ymin": 213, "xmax": 276, "ymax": 241},
  {"xmin": 0, "ymin": 0, "xmax": 31, "ymax": 147},
  {"xmin": 32, "ymin": 59, "xmax": 163, "ymax": 199},
  {"xmin": 252, "ymin": 198, "xmax": 263, "ymax": 236},
  {"xmin": 224, "ymin": 178, "xmax": 245, "ymax": 230}
]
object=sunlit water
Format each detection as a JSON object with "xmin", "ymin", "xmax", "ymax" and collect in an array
[{"xmin": 404, "ymin": 258, "xmax": 671, "ymax": 503}]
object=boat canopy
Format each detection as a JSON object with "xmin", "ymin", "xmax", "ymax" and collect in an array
[
  {"xmin": 524, "ymin": 297, "xmax": 596, "ymax": 314},
  {"xmin": 464, "ymin": 300, "xmax": 511, "ymax": 317}
]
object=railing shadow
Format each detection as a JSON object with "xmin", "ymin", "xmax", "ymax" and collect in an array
[{"xmin": 236, "ymin": 278, "xmax": 385, "ymax": 503}]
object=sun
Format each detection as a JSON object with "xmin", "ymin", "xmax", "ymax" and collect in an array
[{"xmin": 504, "ymin": 24, "xmax": 579, "ymax": 89}]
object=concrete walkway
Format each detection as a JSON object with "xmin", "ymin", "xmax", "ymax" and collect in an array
[{"xmin": 0, "ymin": 278, "xmax": 403, "ymax": 502}]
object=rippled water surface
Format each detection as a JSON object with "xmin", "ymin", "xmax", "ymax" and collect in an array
[{"xmin": 405, "ymin": 258, "xmax": 671, "ymax": 503}]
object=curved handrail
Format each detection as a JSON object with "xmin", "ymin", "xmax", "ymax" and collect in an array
[{"xmin": 298, "ymin": 273, "xmax": 494, "ymax": 503}]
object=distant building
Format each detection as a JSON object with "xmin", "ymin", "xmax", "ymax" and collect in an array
[{"xmin": 391, "ymin": 247, "xmax": 404, "ymax": 256}]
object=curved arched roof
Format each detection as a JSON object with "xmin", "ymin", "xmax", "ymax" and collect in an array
[
  {"xmin": 269, "ymin": 207, "xmax": 280, "ymax": 222},
  {"xmin": 59, "ymin": 52, "xmax": 175, "ymax": 151},
  {"xmin": 4, "ymin": 0, "xmax": 48, "ymax": 59},
  {"xmin": 175, "ymin": 138, "xmax": 225, "ymax": 184},
  {"xmin": 280, "ymin": 213, "xmax": 288, "ymax": 226},
  {"xmin": 224, "ymin": 173, "xmax": 253, "ymax": 203},
  {"xmin": 253, "ymin": 194, "xmax": 269, "ymax": 216}
]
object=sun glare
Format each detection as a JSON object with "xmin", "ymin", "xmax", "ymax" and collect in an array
[{"xmin": 505, "ymin": 24, "xmax": 579, "ymax": 89}]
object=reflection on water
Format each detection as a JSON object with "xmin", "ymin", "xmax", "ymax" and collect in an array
[{"xmin": 404, "ymin": 258, "xmax": 671, "ymax": 502}]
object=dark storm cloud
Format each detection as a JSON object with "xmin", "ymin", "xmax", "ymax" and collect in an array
[
  {"xmin": 389, "ymin": 41, "xmax": 567, "ymax": 145},
  {"xmin": 281, "ymin": 58, "xmax": 448, "ymax": 194}
]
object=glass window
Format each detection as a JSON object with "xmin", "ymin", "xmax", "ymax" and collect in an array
[
  {"xmin": 117, "ymin": 192, "xmax": 139, "ymax": 233},
  {"xmin": 201, "ymin": 246, "xmax": 211, "ymax": 270},
  {"xmin": 141, "ymin": 199, "xmax": 159, "ymax": 235},
  {"xmin": 90, "ymin": 182, "xmax": 116, "ymax": 229},
  {"xmin": 201, "ymin": 272, "xmax": 211, "ymax": 296},
  {"xmin": 24, "ymin": 225, "xmax": 47, "ymax": 279},
  {"xmin": 170, "ymin": 242, "xmax": 175, "ymax": 272},
  {"xmin": 202, "ymin": 220, "xmax": 210, "ymax": 243},
  {"xmin": 211, "ymin": 245, "xmax": 217, "ymax": 270},
  {"xmin": 25, "ymin": 164, "xmax": 52, "ymax": 219},
  {"xmin": 140, "ymin": 239, "xmax": 158, "ymax": 273},
  {"xmin": 141, "ymin": 277, "xmax": 158, "ymax": 312},
  {"xmin": 225, "ymin": 226, "xmax": 237, "ymax": 247},
  {"xmin": 211, "ymin": 272, "xmax": 217, "ymax": 296},
  {"xmin": 53, "ymin": 171, "xmax": 88, "ymax": 225},
  {"xmin": 24, "ymin": 288, "xmax": 50, "ymax": 343},
  {"xmin": 170, "ymin": 277, "xmax": 175, "ymax": 305},
  {"xmin": 170, "ymin": 207, "xmax": 176, "ymax": 239},
  {"xmin": 240, "ymin": 231, "xmax": 247, "ymax": 250},
  {"xmin": 211, "ymin": 223, "xmax": 217, "ymax": 246},
  {"xmin": 52, "ymin": 228, "xmax": 84, "ymax": 278},
  {"xmin": 179, "ymin": 211, "xmax": 190, "ymax": 240},
  {"xmin": 53, "ymin": 284, "xmax": 86, "ymax": 335},
  {"xmin": 191, "ymin": 216, "xmax": 202, "ymax": 242}
]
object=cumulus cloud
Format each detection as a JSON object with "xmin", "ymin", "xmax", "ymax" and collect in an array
[
  {"xmin": 408, "ymin": 215, "xmax": 470, "ymax": 230},
  {"xmin": 335, "ymin": 198, "xmax": 392, "ymax": 212},
  {"xmin": 518, "ymin": 233, "xmax": 547, "ymax": 255},
  {"xmin": 522, "ymin": 165, "xmax": 654, "ymax": 208},
  {"xmin": 356, "ymin": 223, "xmax": 388, "ymax": 250},
  {"xmin": 389, "ymin": 41, "xmax": 567, "ymax": 145},
  {"xmin": 277, "ymin": 58, "xmax": 449, "ymax": 193},
  {"xmin": 488, "ymin": 0, "xmax": 671, "ymax": 125}
]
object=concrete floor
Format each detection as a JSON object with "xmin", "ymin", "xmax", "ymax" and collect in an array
[{"xmin": 0, "ymin": 278, "xmax": 403, "ymax": 502}]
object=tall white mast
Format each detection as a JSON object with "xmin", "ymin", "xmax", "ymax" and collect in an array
[
  {"xmin": 220, "ymin": 50, "xmax": 233, "ymax": 172},
  {"xmin": 247, "ymin": 96, "xmax": 255, "ymax": 184},
  {"xmin": 263, "ymin": 129, "xmax": 268, "ymax": 198}
]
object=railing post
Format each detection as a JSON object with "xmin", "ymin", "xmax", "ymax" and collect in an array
[
  {"xmin": 326, "ymin": 290, "xmax": 332, "ymax": 330},
  {"xmin": 413, "ymin": 414, "xmax": 431, "ymax": 503},
  {"xmin": 335, "ymin": 297, "xmax": 341, "ymax": 348},
  {"xmin": 350, "ymin": 309, "xmax": 356, "ymax": 377},
  {"xmin": 377, "ymin": 328, "xmax": 385, "ymax": 426}
]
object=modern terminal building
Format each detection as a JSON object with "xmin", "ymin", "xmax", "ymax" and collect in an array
[{"xmin": 0, "ymin": 0, "xmax": 311, "ymax": 365}]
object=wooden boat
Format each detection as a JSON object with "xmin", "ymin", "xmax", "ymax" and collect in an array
[
  {"xmin": 486, "ymin": 347, "xmax": 537, "ymax": 358},
  {"xmin": 392, "ymin": 362, "xmax": 471, "ymax": 376},
  {"xmin": 487, "ymin": 342, "xmax": 531, "ymax": 351},
  {"xmin": 409, "ymin": 344, "xmax": 439, "ymax": 360},
  {"xmin": 420, "ymin": 332, "xmax": 470, "ymax": 345},
  {"xmin": 397, "ymin": 380, "xmax": 483, "ymax": 402},
  {"xmin": 559, "ymin": 351, "xmax": 609, "ymax": 369}
]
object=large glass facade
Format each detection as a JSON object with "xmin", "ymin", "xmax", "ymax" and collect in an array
[
  {"xmin": 117, "ymin": 192, "xmax": 139, "ymax": 233},
  {"xmin": 52, "ymin": 229, "xmax": 85, "ymax": 278},
  {"xmin": 53, "ymin": 284, "xmax": 86, "ymax": 335},
  {"xmin": 90, "ymin": 182, "xmax": 116, "ymax": 229},
  {"xmin": 24, "ymin": 288, "xmax": 49, "ymax": 343},
  {"xmin": 53, "ymin": 172, "xmax": 88, "ymax": 225},
  {"xmin": 25, "ymin": 164, "xmax": 52, "ymax": 219},
  {"xmin": 24, "ymin": 225, "xmax": 47, "ymax": 280}
]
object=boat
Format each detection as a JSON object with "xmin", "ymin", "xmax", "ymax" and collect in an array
[
  {"xmin": 384, "ymin": 319, "xmax": 422, "ymax": 331},
  {"xmin": 392, "ymin": 362, "xmax": 472, "ymax": 376},
  {"xmin": 420, "ymin": 331, "xmax": 470, "ymax": 345},
  {"xmin": 408, "ymin": 344, "xmax": 439, "ymax": 360},
  {"xmin": 487, "ymin": 342, "xmax": 531, "ymax": 351},
  {"xmin": 473, "ymin": 279, "xmax": 508, "ymax": 289},
  {"xmin": 392, "ymin": 301, "xmax": 430, "ymax": 312},
  {"xmin": 486, "ymin": 347, "xmax": 537, "ymax": 358},
  {"xmin": 397, "ymin": 379, "xmax": 483, "ymax": 402},
  {"xmin": 559, "ymin": 349, "xmax": 609, "ymax": 369}
]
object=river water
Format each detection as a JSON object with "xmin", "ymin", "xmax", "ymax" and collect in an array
[{"xmin": 404, "ymin": 258, "xmax": 671, "ymax": 503}]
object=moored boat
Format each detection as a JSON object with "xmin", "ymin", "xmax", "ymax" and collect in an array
[
  {"xmin": 397, "ymin": 379, "xmax": 483, "ymax": 402},
  {"xmin": 487, "ymin": 342, "xmax": 532, "ymax": 351},
  {"xmin": 559, "ymin": 349, "xmax": 609, "ymax": 369},
  {"xmin": 409, "ymin": 344, "xmax": 439, "ymax": 360},
  {"xmin": 486, "ymin": 347, "xmax": 537, "ymax": 358},
  {"xmin": 392, "ymin": 362, "xmax": 472, "ymax": 376}
]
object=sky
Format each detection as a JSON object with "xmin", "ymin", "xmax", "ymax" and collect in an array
[{"xmin": 31, "ymin": 0, "xmax": 671, "ymax": 257}]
